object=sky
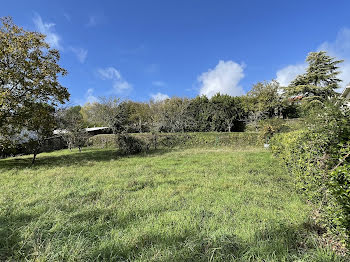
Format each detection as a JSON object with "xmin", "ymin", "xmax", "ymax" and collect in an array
[{"xmin": 2, "ymin": 0, "xmax": 350, "ymax": 105}]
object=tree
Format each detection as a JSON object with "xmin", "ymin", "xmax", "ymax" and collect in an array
[
  {"xmin": 243, "ymin": 80, "xmax": 283, "ymax": 130},
  {"xmin": 125, "ymin": 101, "xmax": 151, "ymax": 133},
  {"xmin": 150, "ymin": 97, "xmax": 191, "ymax": 133},
  {"xmin": 187, "ymin": 95, "xmax": 211, "ymax": 132},
  {"xmin": 247, "ymin": 80, "xmax": 282, "ymax": 118},
  {"xmin": 208, "ymin": 94, "xmax": 245, "ymax": 132},
  {"xmin": 57, "ymin": 106, "xmax": 88, "ymax": 152},
  {"xmin": 25, "ymin": 103, "xmax": 57, "ymax": 164},
  {"xmin": 0, "ymin": 16, "xmax": 69, "ymax": 161},
  {"xmin": 80, "ymin": 102, "xmax": 105, "ymax": 127},
  {"xmin": 84, "ymin": 97, "xmax": 121, "ymax": 134},
  {"xmin": 286, "ymin": 51, "xmax": 343, "ymax": 101}
]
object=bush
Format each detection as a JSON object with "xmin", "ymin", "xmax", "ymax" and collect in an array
[
  {"xmin": 270, "ymin": 130, "xmax": 328, "ymax": 201},
  {"xmin": 116, "ymin": 134, "xmax": 147, "ymax": 155},
  {"xmin": 270, "ymin": 101, "xmax": 350, "ymax": 245},
  {"xmin": 258, "ymin": 118, "xmax": 290, "ymax": 143},
  {"xmin": 330, "ymin": 164, "xmax": 350, "ymax": 235}
]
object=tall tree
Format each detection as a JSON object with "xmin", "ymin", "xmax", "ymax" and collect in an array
[
  {"xmin": 0, "ymin": 16, "xmax": 69, "ymax": 160},
  {"xmin": 0, "ymin": 17, "xmax": 69, "ymax": 127},
  {"xmin": 286, "ymin": 51, "xmax": 343, "ymax": 100}
]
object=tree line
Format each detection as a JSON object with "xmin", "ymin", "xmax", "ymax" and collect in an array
[{"xmin": 0, "ymin": 16, "xmax": 347, "ymax": 161}]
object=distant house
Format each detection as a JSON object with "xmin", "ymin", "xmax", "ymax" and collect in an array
[
  {"xmin": 342, "ymin": 84, "xmax": 350, "ymax": 107},
  {"xmin": 53, "ymin": 127, "xmax": 112, "ymax": 136},
  {"xmin": 84, "ymin": 127, "xmax": 112, "ymax": 136}
]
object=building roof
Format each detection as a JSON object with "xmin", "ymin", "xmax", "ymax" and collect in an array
[
  {"xmin": 342, "ymin": 84, "xmax": 350, "ymax": 99},
  {"xmin": 53, "ymin": 127, "xmax": 110, "ymax": 135},
  {"xmin": 53, "ymin": 129, "xmax": 68, "ymax": 135},
  {"xmin": 84, "ymin": 127, "xmax": 110, "ymax": 132}
]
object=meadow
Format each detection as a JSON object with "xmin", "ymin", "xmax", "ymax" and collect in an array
[{"xmin": 0, "ymin": 146, "xmax": 345, "ymax": 261}]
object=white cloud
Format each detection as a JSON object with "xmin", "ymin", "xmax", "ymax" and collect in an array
[
  {"xmin": 150, "ymin": 92, "xmax": 170, "ymax": 102},
  {"xmin": 33, "ymin": 14, "xmax": 61, "ymax": 50},
  {"xmin": 98, "ymin": 67, "xmax": 121, "ymax": 80},
  {"xmin": 85, "ymin": 88, "xmax": 97, "ymax": 103},
  {"xmin": 276, "ymin": 64, "xmax": 306, "ymax": 86},
  {"xmin": 69, "ymin": 47, "xmax": 88, "ymax": 63},
  {"xmin": 113, "ymin": 81, "xmax": 132, "ymax": 93},
  {"xmin": 276, "ymin": 28, "xmax": 350, "ymax": 91},
  {"xmin": 152, "ymin": 81, "xmax": 166, "ymax": 87},
  {"xmin": 198, "ymin": 60, "xmax": 245, "ymax": 98},
  {"xmin": 317, "ymin": 28, "xmax": 350, "ymax": 91},
  {"xmin": 98, "ymin": 67, "xmax": 132, "ymax": 94}
]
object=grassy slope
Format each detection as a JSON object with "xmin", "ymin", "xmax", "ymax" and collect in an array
[{"xmin": 0, "ymin": 147, "xmax": 345, "ymax": 261}]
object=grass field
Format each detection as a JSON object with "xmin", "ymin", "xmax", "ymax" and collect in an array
[{"xmin": 0, "ymin": 147, "xmax": 345, "ymax": 261}]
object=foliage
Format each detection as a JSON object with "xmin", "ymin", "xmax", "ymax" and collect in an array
[
  {"xmin": 258, "ymin": 118, "xmax": 290, "ymax": 143},
  {"xmin": 270, "ymin": 100, "xmax": 350, "ymax": 244},
  {"xmin": 329, "ymin": 144, "xmax": 350, "ymax": 238},
  {"xmin": 286, "ymin": 51, "xmax": 343, "ymax": 102},
  {"xmin": 246, "ymin": 80, "xmax": 283, "ymax": 118},
  {"xmin": 116, "ymin": 134, "xmax": 147, "ymax": 155},
  {"xmin": 57, "ymin": 106, "xmax": 89, "ymax": 151},
  {"xmin": 209, "ymin": 94, "xmax": 246, "ymax": 132},
  {"xmin": 89, "ymin": 132, "xmax": 263, "ymax": 149},
  {"xmin": 0, "ymin": 16, "xmax": 69, "ymax": 161}
]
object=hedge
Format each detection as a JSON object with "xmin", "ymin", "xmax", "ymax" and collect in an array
[
  {"xmin": 88, "ymin": 132, "xmax": 263, "ymax": 149},
  {"xmin": 270, "ymin": 130, "xmax": 350, "ymax": 245}
]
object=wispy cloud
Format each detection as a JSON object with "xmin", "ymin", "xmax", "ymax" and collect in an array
[
  {"xmin": 69, "ymin": 47, "xmax": 88, "ymax": 63},
  {"xmin": 276, "ymin": 64, "xmax": 306, "ymax": 87},
  {"xmin": 198, "ymin": 60, "xmax": 245, "ymax": 98},
  {"xmin": 318, "ymin": 28, "xmax": 350, "ymax": 90},
  {"xmin": 97, "ymin": 67, "xmax": 133, "ymax": 94},
  {"xmin": 276, "ymin": 28, "xmax": 350, "ymax": 91},
  {"xmin": 152, "ymin": 81, "xmax": 166, "ymax": 87},
  {"xmin": 85, "ymin": 88, "xmax": 98, "ymax": 103},
  {"xmin": 98, "ymin": 67, "xmax": 121, "ymax": 80},
  {"xmin": 33, "ymin": 14, "xmax": 61, "ymax": 49},
  {"xmin": 150, "ymin": 92, "xmax": 170, "ymax": 102}
]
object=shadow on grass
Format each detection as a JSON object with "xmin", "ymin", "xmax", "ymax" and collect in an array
[
  {"xmin": 0, "ymin": 148, "xmax": 172, "ymax": 171},
  {"xmin": 0, "ymin": 195, "xmax": 344, "ymax": 261},
  {"xmin": 89, "ymin": 219, "xmax": 340, "ymax": 261}
]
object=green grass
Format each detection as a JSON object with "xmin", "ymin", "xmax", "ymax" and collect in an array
[{"xmin": 0, "ymin": 147, "xmax": 346, "ymax": 261}]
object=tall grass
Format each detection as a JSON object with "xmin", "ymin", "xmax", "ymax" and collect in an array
[{"xmin": 0, "ymin": 147, "xmax": 345, "ymax": 261}]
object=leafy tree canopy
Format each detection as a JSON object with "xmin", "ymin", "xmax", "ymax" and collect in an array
[
  {"xmin": 0, "ymin": 16, "xmax": 69, "ymax": 131},
  {"xmin": 286, "ymin": 51, "xmax": 343, "ymax": 100}
]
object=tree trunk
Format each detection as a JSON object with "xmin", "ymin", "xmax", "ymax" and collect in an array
[
  {"xmin": 153, "ymin": 133, "xmax": 157, "ymax": 150},
  {"xmin": 31, "ymin": 151, "xmax": 37, "ymax": 166}
]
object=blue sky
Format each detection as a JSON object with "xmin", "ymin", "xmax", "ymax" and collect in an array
[{"xmin": 2, "ymin": 0, "xmax": 350, "ymax": 104}]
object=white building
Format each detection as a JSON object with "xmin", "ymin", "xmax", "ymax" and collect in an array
[{"xmin": 342, "ymin": 84, "xmax": 350, "ymax": 106}]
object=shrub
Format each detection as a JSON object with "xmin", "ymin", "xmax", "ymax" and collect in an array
[
  {"xmin": 88, "ymin": 132, "xmax": 263, "ymax": 149},
  {"xmin": 116, "ymin": 134, "xmax": 147, "ymax": 155},
  {"xmin": 258, "ymin": 118, "xmax": 290, "ymax": 143},
  {"xmin": 270, "ymin": 101, "xmax": 350, "ymax": 245}
]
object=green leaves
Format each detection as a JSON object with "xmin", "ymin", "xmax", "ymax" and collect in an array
[
  {"xmin": 287, "ymin": 51, "xmax": 343, "ymax": 101},
  {"xmin": 0, "ymin": 16, "xmax": 69, "ymax": 158}
]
